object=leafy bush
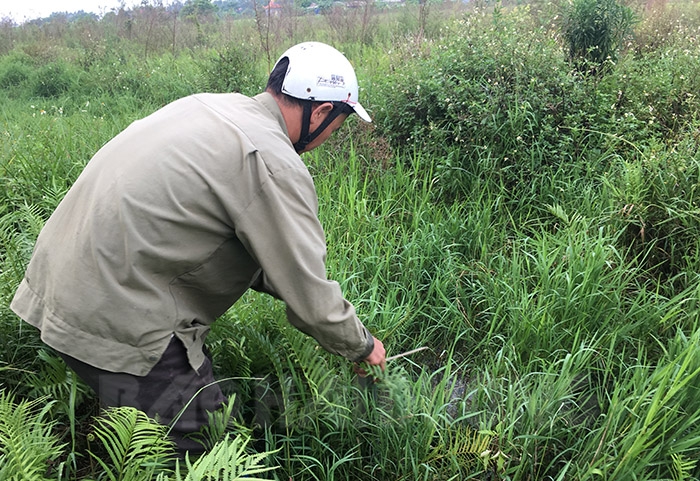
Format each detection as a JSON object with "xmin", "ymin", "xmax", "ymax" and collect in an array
[
  {"xmin": 31, "ymin": 61, "xmax": 80, "ymax": 98},
  {"xmin": 370, "ymin": 4, "xmax": 699, "ymax": 205},
  {"xmin": 603, "ymin": 134, "xmax": 700, "ymax": 287},
  {"xmin": 195, "ymin": 42, "xmax": 265, "ymax": 95},
  {"xmin": 0, "ymin": 52, "xmax": 36, "ymax": 95},
  {"xmin": 157, "ymin": 433, "xmax": 277, "ymax": 480},
  {"xmin": 599, "ymin": 47, "xmax": 700, "ymax": 144},
  {"xmin": 0, "ymin": 393, "xmax": 278, "ymax": 481},
  {"xmin": 87, "ymin": 406, "xmax": 175, "ymax": 479},
  {"xmin": 370, "ymin": 8, "xmax": 613, "ymax": 201},
  {"xmin": 181, "ymin": 0, "xmax": 219, "ymax": 19},
  {"xmin": 0, "ymin": 63, "xmax": 31, "ymax": 90},
  {"xmin": 561, "ymin": 0, "xmax": 636, "ymax": 71}
]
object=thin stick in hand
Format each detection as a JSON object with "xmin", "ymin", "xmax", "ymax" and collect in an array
[{"xmin": 386, "ymin": 346, "xmax": 429, "ymax": 362}]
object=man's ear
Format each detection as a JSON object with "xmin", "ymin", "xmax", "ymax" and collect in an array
[{"xmin": 310, "ymin": 102, "xmax": 335, "ymax": 124}]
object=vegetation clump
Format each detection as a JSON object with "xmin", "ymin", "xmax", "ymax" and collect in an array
[{"xmin": 1, "ymin": 0, "xmax": 700, "ymax": 479}]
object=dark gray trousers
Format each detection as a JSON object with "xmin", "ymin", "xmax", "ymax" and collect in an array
[{"xmin": 58, "ymin": 337, "xmax": 227, "ymax": 457}]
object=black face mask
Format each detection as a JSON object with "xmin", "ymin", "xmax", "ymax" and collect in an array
[{"xmin": 293, "ymin": 102, "xmax": 354, "ymax": 153}]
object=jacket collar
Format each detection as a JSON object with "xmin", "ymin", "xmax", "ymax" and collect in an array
[{"xmin": 254, "ymin": 92, "xmax": 289, "ymax": 138}]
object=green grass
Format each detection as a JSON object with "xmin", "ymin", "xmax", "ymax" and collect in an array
[{"xmin": 2, "ymin": 1, "xmax": 700, "ymax": 479}]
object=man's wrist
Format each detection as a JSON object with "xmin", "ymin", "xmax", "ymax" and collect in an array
[{"xmin": 350, "ymin": 328, "xmax": 375, "ymax": 363}]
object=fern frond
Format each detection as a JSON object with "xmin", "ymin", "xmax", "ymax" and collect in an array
[
  {"xmin": 671, "ymin": 452, "xmax": 697, "ymax": 481},
  {"xmin": 0, "ymin": 203, "xmax": 46, "ymax": 258},
  {"xmin": 277, "ymin": 319, "xmax": 355, "ymax": 434},
  {"xmin": 89, "ymin": 406, "xmax": 175, "ymax": 481},
  {"xmin": 285, "ymin": 327, "xmax": 336, "ymax": 403},
  {"xmin": 0, "ymin": 204, "xmax": 46, "ymax": 304},
  {"xmin": 25, "ymin": 350, "xmax": 89, "ymax": 409},
  {"xmin": 427, "ymin": 424, "xmax": 495, "ymax": 472},
  {"xmin": 186, "ymin": 394, "xmax": 248, "ymax": 451},
  {"xmin": 0, "ymin": 390, "xmax": 66, "ymax": 481},
  {"xmin": 156, "ymin": 433, "xmax": 277, "ymax": 481},
  {"xmin": 245, "ymin": 327, "xmax": 292, "ymax": 419}
]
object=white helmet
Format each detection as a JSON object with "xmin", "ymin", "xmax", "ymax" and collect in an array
[{"xmin": 276, "ymin": 41, "xmax": 372, "ymax": 123}]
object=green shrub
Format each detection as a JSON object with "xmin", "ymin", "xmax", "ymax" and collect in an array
[
  {"xmin": 77, "ymin": 53, "xmax": 201, "ymax": 105},
  {"xmin": 561, "ymin": 0, "xmax": 636, "ymax": 71},
  {"xmin": 603, "ymin": 134, "xmax": 700, "ymax": 288},
  {"xmin": 371, "ymin": 5, "xmax": 697, "ymax": 206},
  {"xmin": 371, "ymin": 8, "xmax": 612, "ymax": 201},
  {"xmin": 0, "ymin": 52, "xmax": 35, "ymax": 95},
  {"xmin": 195, "ymin": 42, "xmax": 265, "ymax": 95},
  {"xmin": 0, "ymin": 63, "xmax": 31, "ymax": 89},
  {"xmin": 374, "ymin": 9, "xmax": 578, "ymax": 152},
  {"xmin": 599, "ymin": 46, "xmax": 700, "ymax": 145},
  {"xmin": 31, "ymin": 61, "xmax": 79, "ymax": 98}
]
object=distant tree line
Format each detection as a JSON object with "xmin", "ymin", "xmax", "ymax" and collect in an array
[{"xmin": 3, "ymin": 0, "xmax": 263, "ymax": 26}]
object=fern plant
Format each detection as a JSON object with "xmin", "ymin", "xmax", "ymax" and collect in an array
[
  {"xmin": 88, "ymin": 404, "xmax": 277, "ymax": 481},
  {"xmin": 426, "ymin": 425, "xmax": 500, "ymax": 474},
  {"xmin": 25, "ymin": 349, "xmax": 89, "ymax": 413},
  {"xmin": 0, "ymin": 390, "xmax": 66, "ymax": 481},
  {"xmin": 87, "ymin": 406, "xmax": 176, "ymax": 481},
  {"xmin": 671, "ymin": 452, "xmax": 697, "ymax": 481},
  {"xmin": 184, "ymin": 395, "xmax": 251, "ymax": 452},
  {"xmin": 157, "ymin": 433, "xmax": 277, "ymax": 481}
]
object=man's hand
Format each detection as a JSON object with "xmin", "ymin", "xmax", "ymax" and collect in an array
[
  {"xmin": 365, "ymin": 336, "xmax": 386, "ymax": 370},
  {"xmin": 354, "ymin": 336, "xmax": 386, "ymax": 378}
]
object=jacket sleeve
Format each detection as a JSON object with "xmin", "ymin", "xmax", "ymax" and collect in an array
[
  {"xmin": 233, "ymin": 163, "xmax": 374, "ymax": 362},
  {"xmin": 249, "ymin": 269, "xmax": 280, "ymax": 299}
]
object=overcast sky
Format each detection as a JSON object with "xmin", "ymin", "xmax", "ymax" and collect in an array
[{"xmin": 1, "ymin": 0, "xmax": 144, "ymax": 22}]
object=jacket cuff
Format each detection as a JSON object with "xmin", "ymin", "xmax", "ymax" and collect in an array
[{"xmin": 350, "ymin": 328, "xmax": 374, "ymax": 363}]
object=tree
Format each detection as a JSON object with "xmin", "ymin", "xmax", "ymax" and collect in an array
[{"xmin": 181, "ymin": 0, "xmax": 219, "ymax": 18}]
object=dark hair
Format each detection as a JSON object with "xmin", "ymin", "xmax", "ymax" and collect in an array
[
  {"xmin": 266, "ymin": 57, "xmax": 287, "ymax": 94},
  {"xmin": 266, "ymin": 57, "xmax": 303, "ymax": 108}
]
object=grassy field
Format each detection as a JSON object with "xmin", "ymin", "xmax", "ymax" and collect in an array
[{"xmin": 2, "ymin": 0, "xmax": 700, "ymax": 479}]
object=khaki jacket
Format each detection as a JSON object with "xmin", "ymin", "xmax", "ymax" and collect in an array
[{"xmin": 11, "ymin": 92, "xmax": 373, "ymax": 376}]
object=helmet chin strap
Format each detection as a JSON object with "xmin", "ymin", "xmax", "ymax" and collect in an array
[{"xmin": 293, "ymin": 102, "xmax": 352, "ymax": 153}]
